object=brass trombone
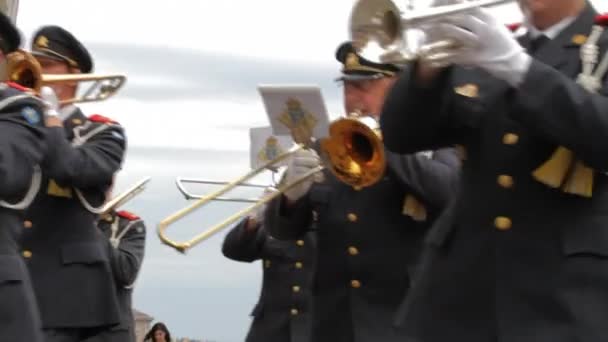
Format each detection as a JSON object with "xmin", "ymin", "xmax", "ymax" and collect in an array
[
  {"xmin": 350, "ymin": 0, "xmax": 514, "ymax": 64},
  {"xmin": 6, "ymin": 49, "xmax": 126, "ymax": 104},
  {"xmin": 157, "ymin": 113, "xmax": 384, "ymax": 253},
  {"xmin": 176, "ymin": 177, "xmax": 267, "ymax": 202},
  {"xmin": 101, "ymin": 177, "xmax": 151, "ymax": 215}
]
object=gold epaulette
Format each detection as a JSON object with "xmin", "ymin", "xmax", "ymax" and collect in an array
[{"xmin": 532, "ymin": 146, "xmax": 593, "ymax": 198}]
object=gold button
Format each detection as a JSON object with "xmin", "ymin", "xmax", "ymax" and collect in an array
[
  {"xmin": 351, "ymin": 280, "xmax": 361, "ymax": 288},
  {"xmin": 72, "ymin": 118, "xmax": 83, "ymax": 125},
  {"xmin": 290, "ymin": 308, "xmax": 299, "ymax": 316},
  {"xmin": 292, "ymin": 285, "xmax": 301, "ymax": 293},
  {"xmin": 22, "ymin": 250, "xmax": 32, "ymax": 258},
  {"xmin": 347, "ymin": 213, "xmax": 358, "ymax": 222},
  {"xmin": 296, "ymin": 240, "xmax": 305, "ymax": 247},
  {"xmin": 502, "ymin": 133, "xmax": 519, "ymax": 145},
  {"xmin": 497, "ymin": 175, "xmax": 514, "ymax": 188},
  {"xmin": 23, "ymin": 220, "xmax": 33, "ymax": 228},
  {"xmin": 264, "ymin": 260, "xmax": 271, "ymax": 268},
  {"xmin": 295, "ymin": 262, "xmax": 303, "ymax": 269},
  {"xmin": 348, "ymin": 246, "xmax": 359, "ymax": 256},
  {"xmin": 494, "ymin": 216, "xmax": 512, "ymax": 231}
]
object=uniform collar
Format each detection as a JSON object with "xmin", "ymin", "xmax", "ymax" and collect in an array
[{"xmin": 526, "ymin": 15, "xmax": 577, "ymax": 40}]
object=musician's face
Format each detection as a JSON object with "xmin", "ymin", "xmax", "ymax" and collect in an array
[
  {"xmin": 343, "ymin": 76, "xmax": 396, "ymax": 118},
  {"xmin": 518, "ymin": 0, "xmax": 582, "ymax": 15},
  {"xmin": 35, "ymin": 56, "xmax": 79, "ymax": 104}
]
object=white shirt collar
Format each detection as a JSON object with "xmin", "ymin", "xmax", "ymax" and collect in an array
[{"xmin": 526, "ymin": 15, "xmax": 577, "ymax": 40}]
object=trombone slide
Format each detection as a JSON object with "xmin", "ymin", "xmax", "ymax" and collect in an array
[
  {"xmin": 101, "ymin": 177, "xmax": 151, "ymax": 215},
  {"xmin": 157, "ymin": 144, "xmax": 308, "ymax": 253},
  {"xmin": 175, "ymin": 177, "xmax": 265, "ymax": 202}
]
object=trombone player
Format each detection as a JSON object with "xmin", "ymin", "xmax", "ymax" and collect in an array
[
  {"xmin": 85, "ymin": 175, "xmax": 147, "ymax": 342},
  {"xmin": 380, "ymin": 0, "xmax": 608, "ymax": 341},
  {"xmin": 0, "ymin": 5, "xmax": 48, "ymax": 342},
  {"xmin": 222, "ymin": 184, "xmax": 316, "ymax": 342},
  {"xmin": 263, "ymin": 41, "xmax": 461, "ymax": 342},
  {"xmin": 20, "ymin": 25, "xmax": 127, "ymax": 342}
]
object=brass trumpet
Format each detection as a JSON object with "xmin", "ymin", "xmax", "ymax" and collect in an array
[
  {"xmin": 157, "ymin": 113, "xmax": 384, "ymax": 253},
  {"xmin": 6, "ymin": 49, "xmax": 126, "ymax": 104},
  {"xmin": 350, "ymin": 0, "xmax": 514, "ymax": 64}
]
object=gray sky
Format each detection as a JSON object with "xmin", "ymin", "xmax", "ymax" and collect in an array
[{"xmin": 17, "ymin": 1, "xmax": 608, "ymax": 341}]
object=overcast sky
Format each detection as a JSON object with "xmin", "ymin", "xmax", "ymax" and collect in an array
[{"xmin": 17, "ymin": 1, "xmax": 608, "ymax": 341}]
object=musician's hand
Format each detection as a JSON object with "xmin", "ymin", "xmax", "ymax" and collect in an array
[
  {"xmin": 40, "ymin": 86, "xmax": 63, "ymax": 127},
  {"xmin": 284, "ymin": 148, "xmax": 322, "ymax": 202},
  {"xmin": 424, "ymin": 8, "xmax": 532, "ymax": 87}
]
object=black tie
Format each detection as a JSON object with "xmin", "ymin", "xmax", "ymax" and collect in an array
[{"xmin": 529, "ymin": 34, "xmax": 550, "ymax": 54}]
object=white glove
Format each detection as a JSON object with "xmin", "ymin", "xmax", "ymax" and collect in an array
[
  {"xmin": 422, "ymin": 8, "xmax": 532, "ymax": 87},
  {"xmin": 430, "ymin": 0, "xmax": 465, "ymax": 6},
  {"xmin": 284, "ymin": 148, "xmax": 322, "ymax": 201},
  {"xmin": 40, "ymin": 86, "xmax": 60, "ymax": 118}
]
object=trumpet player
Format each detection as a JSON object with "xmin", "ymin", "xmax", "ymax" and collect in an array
[
  {"xmin": 85, "ymin": 176, "xmax": 147, "ymax": 342},
  {"xmin": 380, "ymin": 0, "xmax": 608, "ymax": 341},
  {"xmin": 0, "ymin": 9, "xmax": 48, "ymax": 342},
  {"xmin": 20, "ymin": 26, "xmax": 127, "ymax": 342},
  {"xmin": 222, "ymin": 194, "xmax": 316, "ymax": 342},
  {"xmin": 264, "ymin": 41, "xmax": 461, "ymax": 342}
]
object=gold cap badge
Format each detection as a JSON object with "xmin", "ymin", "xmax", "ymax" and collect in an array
[{"xmin": 36, "ymin": 35, "xmax": 49, "ymax": 48}]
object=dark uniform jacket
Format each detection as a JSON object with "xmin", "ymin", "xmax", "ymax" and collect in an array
[
  {"xmin": 222, "ymin": 218, "xmax": 315, "ymax": 342},
  {"xmin": 0, "ymin": 83, "xmax": 47, "ymax": 342},
  {"xmin": 265, "ymin": 147, "xmax": 460, "ymax": 342},
  {"xmin": 85, "ymin": 210, "xmax": 146, "ymax": 342},
  {"xmin": 21, "ymin": 106, "xmax": 126, "ymax": 329},
  {"xmin": 380, "ymin": 4, "xmax": 608, "ymax": 342}
]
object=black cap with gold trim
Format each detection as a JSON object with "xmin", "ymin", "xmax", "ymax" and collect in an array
[
  {"xmin": 30, "ymin": 25, "xmax": 93, "ymax": 73},
  {"xmin": 0, "ymin": 11, "xmax": 20, "ymax": 54},
  {"xmin": 335, "ymin": 41, "xmax": 401, "ymax": 81}
]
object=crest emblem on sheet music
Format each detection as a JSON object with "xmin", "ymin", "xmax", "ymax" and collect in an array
[
  {"xmin": 249, "ymin": 126, "xmax": 293, "ymax": 170},
  {"xmin": 277, "ymin": 97, "xmax": 318, "ymax": 144},
  {"xmin": 257, "ymin": 84, "xmax": 330, "ymax": 144},
  {"xmin": 258, "ymin": 136, "xmax": 284, "ymax": 165}
]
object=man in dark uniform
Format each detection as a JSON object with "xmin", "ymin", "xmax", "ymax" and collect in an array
[
  {"xmin": 0, "ymin": 9, "xmax": 47, "ymax": 342},
  {"xmin": 264, "ymin": 42, "xmax": 461, "ymax": 342},
  {"xmin": 222, "ymin": 203, "xmax": 315, "ymax": 342},
  {"xmin": 380, "ymin": 0, "xmax": 608, "ymax": 341},
  {"xmin": 21, "ymin": 25, "xmax": 126, "ymax": 342},
  {"xmin": 86, "ymin": 204, "xmax": 146, "ymax": 342}
]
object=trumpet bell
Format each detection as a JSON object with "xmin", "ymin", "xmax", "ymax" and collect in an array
[
  {"xmin": 321, "ymin": 114, "xmax": 385, "ymax": 188},
  {"xmin": 350, "ymin": 0, "xmax": 403, "ymax": 52},
  {"xmin": 349, "ymin": 0, "xmax": 515, "ymax": 64}
]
